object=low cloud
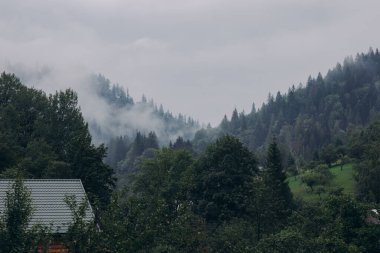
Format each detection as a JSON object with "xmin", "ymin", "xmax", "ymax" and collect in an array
[{"xmin": 5, "ymin": 63, "xmax": 199, "ymax": 145}]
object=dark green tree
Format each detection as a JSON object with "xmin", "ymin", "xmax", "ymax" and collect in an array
[
  {"xmin": 105, "ymin": 136, "xmax": 130, "ymax": 169},
  {"xmin": 230, "ymin": 108, "xmax": 240, "ymax": 133},
  {"xmin": 0, "ymin": 73, "xmax": 115, "ymax": 207},
  {"xmin": 171, "ymin": 136, "xmax": 193, "ymax": 151},
  {"xmin": 260, "ymin": 139, "xmax": 293, "ymax": 233},
  {"xmin": 192, "ymin": 135, "xmax": 258, "ymax": 223},
  {"xmin": 146, "ymin": 131, "xmax": 159, "ymax": 149},
  {"xmin": 220, "ymin": 115, "xmax": 229, "ymax": 132},
  {"xmin": 255, "ymin": 193, "xmax": 380, "ymax": 253},
  {"xmin": 300, "ymin": 164, "xmax": 334, "ymax": 193},
  {"xmin": 17, "ymin": 139, "xmax": 58, "ymax": 178},
  {"xmin": 120, "ymin": 148, "xmax": 207, "ymax": 252},
  {"xmin": 64, "ymin": 195, "xmax": 97, "ymax": 253},
  {"xmin": 350, "ymin": 121, "xmax": 380, "ymax": 203},
  {"xmin": 320, "ymin": 144, "xmax": 338, "ymax": 167}
]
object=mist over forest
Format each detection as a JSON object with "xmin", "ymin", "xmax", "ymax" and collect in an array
[
  {"xmin": 2, "ymin": 0, "xmax": 380, "ymax": 251},
  {"xmin": 1, "ymin": 48, "xmax": 380, "ymax": 252},
  {"xmin": 4, "ymin": 63, "xmax": 201, "ymax": 144},
  {"xmin": 6, "ymin": 49, "xmax": 380, "ymax": 173}
]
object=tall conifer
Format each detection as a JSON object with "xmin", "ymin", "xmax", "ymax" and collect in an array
[{"xmin": 263, "ymin": 138, "xmax": 293, "ymax": 231}]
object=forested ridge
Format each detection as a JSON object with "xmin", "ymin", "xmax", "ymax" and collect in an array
[
  {"xmin": 0, "ymin": 49, "xmax": 380, "ymax": 252},
  {"xmin": 88, "ymin": 74, "xmax": 200, "ymax": 144},
  {"xmin": 87, "ymin": 74, "xmax": 199, "ymax": 177},
  {"xmin": 194, "ymin": 48, "xmax": 380, "ymax": 163}
]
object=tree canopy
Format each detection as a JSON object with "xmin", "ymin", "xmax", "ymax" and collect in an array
[{"xmin": 0, "ymin": 73, "xmax": 115, "ymax": 207}]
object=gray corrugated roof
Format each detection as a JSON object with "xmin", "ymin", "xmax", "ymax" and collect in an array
[{"xmin": 0, "ymin": 179, "xmax": 94, "ymax": 233}]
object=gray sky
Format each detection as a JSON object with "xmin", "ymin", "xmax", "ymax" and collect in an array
[{"xmin": 1, "ymin": 0, "xmax": 380, "ymax": 126}]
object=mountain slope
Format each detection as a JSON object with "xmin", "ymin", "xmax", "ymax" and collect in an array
[
  {"xmin": 86, "ymin": 74, "xmax": 200, "ymax": 145},
  {"xmin": 193, "ymin": 48, "xmax": 380, "ymax": 162}
]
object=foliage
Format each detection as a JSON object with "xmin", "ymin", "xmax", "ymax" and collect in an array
[
  {"xmin": 169, "ymin": 136, "xmax": 193, "ymax": 151},
  {"xmin": 91, "ymin": 149, "xmax": 208, "ymax": 252},
  {"xmin": 107, "ymin": 131, "xmax": 164, "ymax": 188},
  {"xmin": 208, "ymin": 218, "xmax": 257, "ymax": 253},
  {"xmin": 132, "ymin": 148, "xmax": 193, "ymax": 202},
  {"xmin": 255, "ymin": 193, "xmax": 380, "ymax": 253},
  {"xmin": 0, "ymin": 178, "xmax": 52, "ymax": 253},
  {"xmin": 194, "ymin": 48, "xmax": 380, "ymax": 163},
  {"xmin": 263, "ymin": 139, "xmax": 293, "ymax": 220},
  {"xmin": 300, "ymin": 164, "xmax": 334, "ymax": 192},
  {"xmin": 0, "ymin": 178, "xmax": 33, "ymax": 252},
  {"xmin": 64, "ymin": 195, "xmax": 97, "ymax": 253},
  {"xmin": 320, "ymin": 144, "xmax": 339, "ymax": 167},
  {"xmin": 289, "ymin": 163, "xmax": 355, "ymax": 202},
  {"xmin": 192, "ymin": 135, "xmax": 258, "ymax": 223},
  {"xmin": 255, "ymin": 228, "xmax": 308, "ymax": 253},
  {"xmin": 0, "ymin": 72, "xmax": 115, "ymax": 207},
  {"xmin": 350, "ymin": 121, "xmax": 380, "ymax": 203}
]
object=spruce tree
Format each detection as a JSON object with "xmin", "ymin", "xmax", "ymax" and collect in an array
[
  {"xmin": 230, "ymin": 109, "xmax": 240, "ymax": 133},
  {"xmin": 220, "ymin": 115, "xmax": 229, "ymax": 132},
  {"xmin": 262, "ymin": 138, "xmax": 293, "ymax": 232}
]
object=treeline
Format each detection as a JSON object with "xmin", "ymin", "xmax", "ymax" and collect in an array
[{"xmin": 194, "ymin": 48, "xmax": 380, "ymax": 164}]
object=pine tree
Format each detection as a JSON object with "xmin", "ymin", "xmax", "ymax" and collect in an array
[
  {"xmin": 240, "ymin": 112, "xmax": 247, "ymax": 131},
  {"xmin": 220, "ymin": 115, "xmax": 229, "ymax": 132},
  {"xmin": 251, "ymin": 102, "xmax": 256, "ymax": 114},
  {"xmin": 262, "ymin": 138, "xmax": 293, "ymax": 232},
  {"xmin": 230, "ymin": 109, "xmax": 240, "ymax": 133},
  {"xmin": 146, "ymin": 132, "xmax": 159, "ymax": 149}
]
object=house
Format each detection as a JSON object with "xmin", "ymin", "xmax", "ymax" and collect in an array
[{"xmin": 0, "ymin": 179, "xmax": 94, "ymax": 253}]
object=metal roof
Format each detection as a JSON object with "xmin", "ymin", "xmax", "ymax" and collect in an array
[{"xmin": 0, "ymin": 179, "xmax": 94, "ymax": 233}]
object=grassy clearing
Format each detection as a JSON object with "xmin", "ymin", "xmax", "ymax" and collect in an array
[{"xmin": 287, "ymin": 163, "xmax": 355, "ymax": 202}]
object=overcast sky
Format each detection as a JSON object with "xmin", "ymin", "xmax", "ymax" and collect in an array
[{"xmin": 1, "ymin": 0, "xmax": 380, "ymax": 126}]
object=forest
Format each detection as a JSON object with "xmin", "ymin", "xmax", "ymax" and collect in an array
[
  {"xmin": 0, "ymin": 49, "xmax": 380, "ymax": 252},
  {"xmin": 193, "ymin": 48, "xmax": 380, "ymax": 164}
]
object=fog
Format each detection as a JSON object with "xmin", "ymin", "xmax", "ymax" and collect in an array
[{"xmin": 5, "ymin": 63, "xmax": 199, "ymax": 144}]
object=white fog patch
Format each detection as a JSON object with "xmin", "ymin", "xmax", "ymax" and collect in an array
[{"xmin": 4, "ymin": 63, "xmax": 200, "ymax": 145}]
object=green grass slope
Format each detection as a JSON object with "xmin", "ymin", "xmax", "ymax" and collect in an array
[{"xmin": 287, "ymin": 164, "xmax": 355, "ymax": 202}]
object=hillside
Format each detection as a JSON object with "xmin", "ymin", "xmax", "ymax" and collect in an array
[
  {"xmin": 86, "ymin": 74, "xmax": 200, "ymax": 173},
  {"xmin": 87, "ymin": 74, "xmax": 200, "ymax": 145},
  {"xmin": 193, "ymin": 49, "xmax": 380, "ymax": 163}
]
